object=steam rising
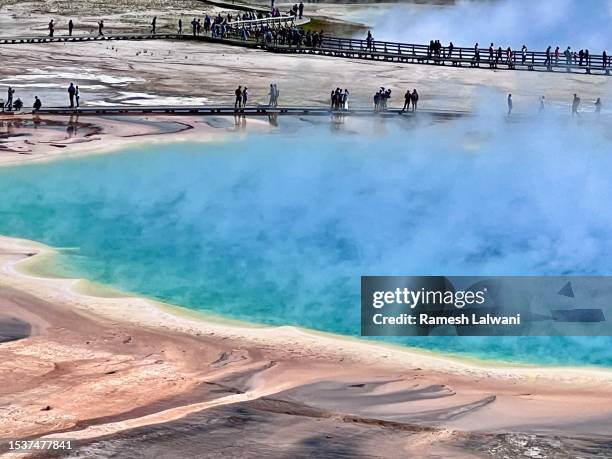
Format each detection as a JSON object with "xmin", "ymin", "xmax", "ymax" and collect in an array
[
  {"xmin": 371, "ymin": 0, "xmax": 612, "ymax": 51},
  {"xmin": 1, "ymin": 112, "xmax": 611, "ymax": 365}
]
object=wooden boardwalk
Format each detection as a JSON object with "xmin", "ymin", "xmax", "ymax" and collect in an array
[
  {"xmin": 8, "ymin": 105, "xmax": 469, "ymax": 119},
  {"xmin": 0, "ymin": 29, "xmax": 609, "ymax": 77}
]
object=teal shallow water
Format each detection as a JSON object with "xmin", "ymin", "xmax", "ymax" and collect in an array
[{"xmin": 1, "ymin": 118, "xmax": 612, "ymax": 366}]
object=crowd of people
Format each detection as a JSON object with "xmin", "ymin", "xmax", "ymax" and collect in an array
[
  {"xmin": 419, "ymin": 37, "xmax": 611, "ymax": 70},
  {"xmin": 373, "ymin": 88, "xmax": 392, "ymax": 111},
  {"xmin": 330, "ymin": 88, "xmax": 349, "ymax": 110}
]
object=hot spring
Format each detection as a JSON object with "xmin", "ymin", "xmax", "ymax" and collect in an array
[{"xmin": 1, "ymin": 115, "xmax": 611, "ymax": 366}]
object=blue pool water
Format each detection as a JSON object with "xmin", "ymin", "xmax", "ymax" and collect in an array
[{"xmin": 1, "ymin": 117, "xmax": 612, "ymax": 366}]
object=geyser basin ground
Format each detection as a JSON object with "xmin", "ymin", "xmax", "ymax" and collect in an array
[{"xmin": 1, "ymin": 115, "xmax": 611, "ymax": 366}]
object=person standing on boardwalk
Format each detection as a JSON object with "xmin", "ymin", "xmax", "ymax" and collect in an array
[
  {"xmin": 604, "ymin": 50, "xmax": 608, "ymax": 69},
  {"xmin": 507, "ymin": 94, "xmax": 513, "ymax": 115},
  {"xmin": 521, "ymin": 45, "xmax": 527, "ymax": 64},
  {"xmin": 545, "ymin": 46, "xmax": 551, "ymax": 68},
  {"xmin": 554, "ymin": 46, "xmax": 560, "ymax": 65},
  {"xmin": 75, "ymin": 86, "xmax": 80, "ymax": 108},
  {"xmin": 68, "ymin": 83, "xmax": 76, "ymax": 108},
  {"xmin": 33, "ymin": 96, "xmax": 42, "ymax": 113},
  {"xmin": 191, "ymin": 18, "xmax": 197, "ymax": 36},
  {"xmin": 268, "ymin": 84, "xmax": 275, "ymax": 107},
  {"xmin": 564, "ymin": 46, "xmax": 572, "ymax": 67},
  {"xmin": 366, "ymin": 31, "xmax": 373, "ymax": 50},
  {"xmin": 411, "ymin": 89, "xmax": 419, "ymax": 111},
  {"xmin": 298, "ymin": 2, "xmax": 304, "ymax": 19},
  {"xmin": 98, "ymin": 20, "xmax": 104, "ymax": 36},
  {"xmin": 539, "ymin": 96, "xmax": 545, "ymax": 113},
  {"xmin": 595, "ymin": 98, "xmax": 602, "ymax": 114},
  {"xmin": 342, "ymin": 89, "xmax": 349, "ymax": 110},
  {"xmin": 48, "ymin": 19, "xmax": 54, "ymax": 37},
  {"xmin": 402, "ymin": 90, "xmax": 411, "ymax": 112},
  {"xmin": 178, "ymin": 18, "xmax": 183, "ymax": 34},
  {"xmin": 572, "ymin": 93, "xmax": 580, "ymax": 115},
  {"xmin": 68, "ymin": 19, "xmax": 74, "ymax": 36},
  {"xmin": 235, "ymin": 86, "xmax": 243, "ymax": 109},
  {"xmin": 151, "ymin": 17, "xmax": 157, "ymax": 34},
  {"xmin": 5, "ymin": 86, "xmax": 14, "ymax": 111},
  {"xmin": 242, "ymin": 87, "xmax": 248, "ymax": 108}
]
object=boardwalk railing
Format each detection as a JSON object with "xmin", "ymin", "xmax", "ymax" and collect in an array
[{"xmin": 0, "ymin": 28, "xmax": 609, "ymax": 76}]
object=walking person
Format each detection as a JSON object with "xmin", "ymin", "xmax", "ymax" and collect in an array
[
  {"xmin": 68, "ymin": 19, "xmax": 74, "ymax": 36},
  {"xmin": 539, "ymin": 95, "xmax": 545, "ymax": 113},
  {"xmin": 411, "ymin": 89, "xmax": 419, "ymax": 111},
  {"xmin": 191, "ymin": 18, "xmax": 197, "ymax": 36},
  {"xmin": 507, "ymin": 93, "xmax": 513, "ymax": 115},
  {"xmin": 272, "ymin": 84, "xmax": 279, "ymax": 106},
  {"xmin": 98, "ymin": 20, "xmax": 104, "ymax": 36},
  {"xmin": 68, "ymin": 82, "xmax": 76, "ymax": 108},
  {"xmin": 268, "ymin": 84, "xmax": 275, "ymax": 107},
  {"xmin": 234, "ymin": 85, "xmax": 243, "ymax": 109},
  {"xmin": 178, "ymin": 18, "xmax": 183, "ymax": 34},
  {"xmin": 48, "ymin": 19, "xmax": 54, "ymax": 37},
  {"xmin": 242, "ymin": 87, "xmax": 248, "ymax": 108},
  {"xmin": 151, "ymin": 16, "xmax": 157, "ymax": 34},
  {"xmin": 595, "ymin": 97, "xmax": 602, "ymax": 114},
  {"xmin": 75, "ymin": 86, "xmax": 80, "ymax": 108}
]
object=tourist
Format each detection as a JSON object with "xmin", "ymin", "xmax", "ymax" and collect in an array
[
  {"xmin": 411, "ymin": 89, "xmax": 419, "ymax": 111},
  {"xmin": 366, "ymin": 31, "xmax": 373, "ymax": 51},
  {"xmin": 402, "ymin": 90, "xmax": 411, "ymax": 112},
  {"xmin": 48, "ymin": 19, "xmax": 54, "ymax": 38},
  {"xmin": 554, "ymin": 46, "xmax": 560, "ymax": 65},
  {"xmin": 68, "ymin": 82, "xmax": 76, "ymax": 108},
  {"xmin": 242, "ymin": 87, "xmax": 248, "ymax": 108},
  {"xmin": 178, "ymin": 19, "xmax": 183, "ymax": 34},
  {"xmin": 298, "ymin": 2, "xmax": 304, "ymax": 19},
  {"xmin": 5, "ymin": 86, "xmax": 14, "ymax": 111},
  {"xmin": 151, "ymin": 17, "xmax": 157, "ymax": 34},
  {"xmin": 268, "ymin": 84, "xmax": 275, "ymax": 106},
  {"xmin": 75, "ymin": 86, "xmax": 80, "ymax": 108},
  {"xmin": 507, "ymin": 94, "xmax": 513, "ymax": 115},
  {"xmin": 13, "ymin": 98, "xmax": 23, "ymax": 111},
  {"xmin": 539, "ymin": 96, "xmax": 545, "ymax": 113},
  {"xmin": 373, "ymin": 91, "xmax": 380, "ymax": 111},
  {"xmin": 579, "ymin": 49, "xmax": 584, "ymax": 66},
  {"xmin": 595, "ymin": 97, "xmax": 602, "ymax": 114},
  {"xmin": 585, "ymin": 49, "xmax": 590, "ymax": 67},
  {"xmin": 603, "ymin": 50, "xmax": 608, "ymax": 69},
  {"xmin": 235, "ymin": 85, "xmax": 243, "ymax": 109},
  {"xmin": 98, "ymin": 20, "xmax": 104, "ymax": 36},
  {"xmin": 33, "ymin": 96, "xmax": 42, "ymax": 112},
  {"xmin": 572, "ymin": 93, "xmax": 580, "ymax": 116},
  {"xmin": 545, "ymin": 46, "xmax": 551, "ymax": 68},
  {"xmin": 448, "ymin": 41, "xmax": 454, "ymax": 59},
  {"xmin": 472, "ymin": 42, "xmax": 480, "ymax": 66},
  {"xmin": 521, "ymin": 45, "xmax": 527, "ymax": 65},
  {"xmin": 564, "ymin": 46, "xmax": 572, "ymax": 67},
  {"xmin": 68, "ymin": 19, "xmax": 74, "ymax": 36},
  {"xmin": 342, "ymin": 89, "xmax": 349, "ymax": 110}
]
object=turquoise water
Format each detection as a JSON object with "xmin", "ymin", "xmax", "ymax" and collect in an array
[{"xmin": 1, "ymin": 117, "xmax": 612, "ymax": 366}]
